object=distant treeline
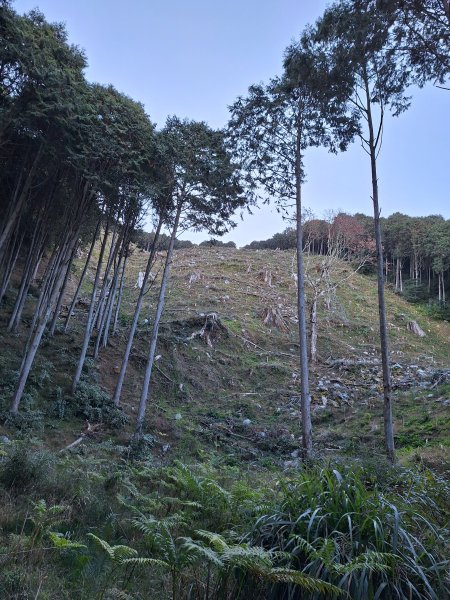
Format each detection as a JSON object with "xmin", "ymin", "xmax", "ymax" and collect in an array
[
  {"xmin": 245, "ymin": 212, "xmax": 450, "ymax": 305},
  {"xmin": 132, "ymin": 230, "xmax": 237, "ymax": 251}
]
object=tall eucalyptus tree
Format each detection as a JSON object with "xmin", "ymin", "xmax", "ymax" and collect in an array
[
  {"xmin": 316, "ymin": 0, "xmax": 413, "ymax": 462},
  {"xmin": 390, "ymin": 0, "xmax": 450, "ymax": 86},
  {"xmin": 71, "ymin": 84, "xmax": 156, "ymax": 392},
  {"xmin": 228, "ymin": 35, "xmax": 357, "ymax": 459},
  {"xmin": 132, "ymin": 117, "xmax": 247, "ymax": 440}
]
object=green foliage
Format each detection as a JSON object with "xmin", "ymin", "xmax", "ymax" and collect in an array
[
  {"xmin": 425, "ymin": 300, "xmax": 450, "ymax": 321},
  {"xmin": 250, "ymin": 467, "xmax": 448, "ymax": 599},
  {"xmin": 389, "ymin": 0, "xmax": 450, "ymax": 86},
  {"xmin": 0, "ymin": 451, "xmax": 447, "ymax": 599},
  {"xmin": 0, "ymin": 443, "xmax": 54, "ymax": 492},
  {"xmin": 72, "ymin": 381, "xmax": 128, "ymax": 429}
]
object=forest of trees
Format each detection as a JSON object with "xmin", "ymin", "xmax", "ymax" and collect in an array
[
  {"xmin": 246, "ymin": 211, "xmax": 450, "ymax": 305},
  {"xmin": 0, "ymin": 1, "xmax": 449, "ymax": 599},
  {"xmin": 0, "ymin": 2, "xmax": 246, "ymax": 433},
  {"xmin": 0, "ymin": 0, "xmax": 448, "ymax": 458}
]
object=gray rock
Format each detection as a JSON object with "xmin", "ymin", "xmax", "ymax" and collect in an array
[
  {"xmin": 0, "ymin": 436, "xmax": 11, "ymax": 444},
  {"xmin": 242, "ymin": 418, "xmax": 252, "ymax": 427}
]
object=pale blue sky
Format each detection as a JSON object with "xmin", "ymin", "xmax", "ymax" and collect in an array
[{"xmin": 14, "ymin": 0, "xmax": 449, "ymax": 245}]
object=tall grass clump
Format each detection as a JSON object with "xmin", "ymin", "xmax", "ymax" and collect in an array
[{"xmin": 249, "ymin": 467, "xmax": 449, "ymax": 600}]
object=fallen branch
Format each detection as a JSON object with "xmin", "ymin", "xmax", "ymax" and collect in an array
[
  {"xmin": 60, "ymin": 421, "xmax": 101, "ymax": 453},
  {"xmin": 154, "ymin": 363, "xmax": 177, "ymax": 384}
]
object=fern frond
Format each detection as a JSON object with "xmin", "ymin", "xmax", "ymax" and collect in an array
[
  {"xmin": 332, "ymin": 551, "xmax": 396, "ymax": 575},
  {"xmin": 88, "ymin": 533, "xmax": 137, "ymax": 562},
  {"xmin": 193, "ymin": 530, "xmax": 228, "ymax": 553},
  {"xmin": 122, "ymin": 557, "xmax": 170, "ymax": 570},
  {"xmin": 88, "ymin": 533, "xmax": 115, "ymax": 558},
  {"xmin": 178, "ymin": 537, "xmax": 223, "ymax": 567},
  {"xmin": 222, "ymin": 544, "xmax": 273, "ymax": 570},
  {"xmin": 48, "ymin": 531, "xmax": 86, "ymax": 551},
  {"xmin": 267, "ymin": 568, "xmax": 345, "ymax": 596}
]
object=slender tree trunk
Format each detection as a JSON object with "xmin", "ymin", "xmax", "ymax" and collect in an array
[
  {"xmin": 93, "ymin": 272, "xmax": 115, "ymax": 358},
  {"xmin": 49, "ymin": 242, "xmax": 78, "ymax": 336},
  {"xmin": 30, "ymin": 225, "xmax": 69, "ymax": 333},
  {"xmin": 7, "ymin": 227, "xmax": 45, "ymax": 332},
  {"xmin": 113, "ymin": 214, "xmax": 164, "ymax": 406},
  {"xmin": 395, "ymin": 257, "xmax": 400, "ymax": 292},
  {"xmin": 10, "ymin": 234, "xmax": 78, "ymax": 414},
  {"xmin": 0, "ymin": 230, "xmax": 24, "ymax": 303},
  {"xmin": 7, "ymin": 252, "xmax": 34, "ymax": 332},
  {"xmin": 309, "ymin": 297, "xmax": 318, "ymax": 364},
  {"xmin": 92, "ymin": 224, "xmax": 121, "ymax": 335},
  {"xmin": 94, "ymin": 243, "xmax": 126, "ymax": 357},
  {"xmin": 101, "ymin": 268, "xmax": 119, "ymax": 349},
  {"xmin": 64, "ymin": 219, "xmax": 100, "ymax": 332},
  {"xmin": 0, "ymin": 144, "xmax": 43, "ymax": 255},
  {"xmin": 72, "ymin": 222, "xmax": 110, "ymax": 393},
  {"xmin": 97, "ymin": 221, "xmax": 133, "ymax": 353},
  {"xmin": 133, "ymin": 204, "xmax": 181, "ymax": 438},
  {"xmin": 112, "ymin": 252, "xmax": 128, "ymax": 335},
  {"xmin": 102, "ymin": 240, "xmax": 131, "ymax": 348},
  {"xmin": 295, "ymin": 139, "xmax": 312, "ymax": 460},
  {"xmin": 365, "ymin": 79, "xmax": 395, "ymax": 463}
]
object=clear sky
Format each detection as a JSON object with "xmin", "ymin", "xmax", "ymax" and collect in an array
[{"xmin": 13, "ymin": 0, "xmax": 449, "ymax": 246}]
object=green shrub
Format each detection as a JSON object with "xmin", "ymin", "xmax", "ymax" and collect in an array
[
  {"xmin": 249, "ymin": 467, "xmax": 448, "ymax": 600},
  {"xmin": 0, "ymin": 443, "xmax": 54, "ymax": 493},
  {"xmin": 71, "ymin": 381, "xmax": 128, "ymax": 429}
]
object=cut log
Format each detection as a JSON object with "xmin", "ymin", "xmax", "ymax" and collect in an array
[{"xmin": 407, "ymin": 320, "xmax": 426, "ymax": 337}]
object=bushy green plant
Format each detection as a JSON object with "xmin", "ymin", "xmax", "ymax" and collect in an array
[
  {"xmin": 249, "ymin": 467, "xmax": 448, "ymax": 600},
  {"xmin": 89, "ymin": 515, "xmax": 340, "ymax": 600},
  {"xmin": 2, "ymin": 405, "xmax": 45, "ymax": 431},
  {"xmin": 72, "ymin": 381, "xmax": 128, "ymax": 429},
  {"xmin": 425, "ymin": 300, "xmax": 450, "ymax": 321},
  {"xmin": 0, "ymin": 443, "xmax": 54, "ymax": 493}
]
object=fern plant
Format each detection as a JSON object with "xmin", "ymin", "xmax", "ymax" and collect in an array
[
  {"xmin": 180, "ymin": 529, "xmax": 343, "ymax": 600},
  {"xmin": 87, "ymin": 533, "xmax": 139, "ymax": 599},
  {"xmin": 91, "ymin": 515, "xmax": 343, "ymax": 600},
  {"xmin": 249, "ymin": 467, "xmax": 449, "ymax": 600}
]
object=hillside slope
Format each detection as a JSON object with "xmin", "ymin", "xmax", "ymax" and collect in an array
[{"xmin": 1, "ymin": 246, "xmax": 449, "ymax": 467}]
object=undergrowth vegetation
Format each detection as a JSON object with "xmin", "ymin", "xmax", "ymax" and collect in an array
[{"xmin": 0, "ymin": 444, "xmax": 448, "ymax": 599}]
